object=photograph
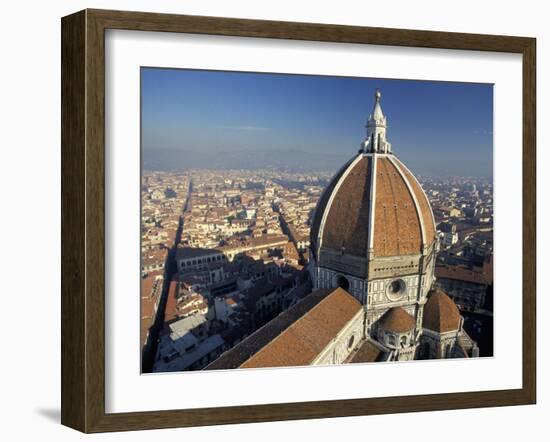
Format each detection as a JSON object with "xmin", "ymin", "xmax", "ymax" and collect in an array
[
  {"xmin": 1, "ymin": 0, "xmax": 544, "ymax": 436},
  {"xmin": 2, "ymin": 0, "xmax": 543, "ymax": 438},
  {"xmin": 139, "ymin": 69, "xmax": 494, "ymax": 373}
]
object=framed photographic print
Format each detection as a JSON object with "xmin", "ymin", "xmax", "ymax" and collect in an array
[{"xmin": 61, "ymin": 9, "xmax": 536, "ymax": 433}]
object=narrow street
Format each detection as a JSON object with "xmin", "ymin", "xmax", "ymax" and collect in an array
[{"xmin": 141, "ymin": 179, "xmax": 192, "ymax": 372}]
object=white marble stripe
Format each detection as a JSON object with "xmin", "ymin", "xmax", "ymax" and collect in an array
[
  {"xmin": 388, "ymin": 155, "xmax": 427, "ymax": 252},
  {"xmin": 317, "ymin": 153, "xmax": 365, "ymax": 250}
]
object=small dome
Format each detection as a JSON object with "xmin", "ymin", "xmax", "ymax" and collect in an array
[
  {"xmin": 423, "ymin": 289, "xmax": 461, "ymax": 333},
  {"xmin": 378, "ymin": 307, "xmax": 416, "ymax": 333}
]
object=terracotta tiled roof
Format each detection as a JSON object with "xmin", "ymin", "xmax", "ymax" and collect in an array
[
  {"xmin": 377, "ymin": 307, "xmax": 416, "ymax": 333},
  {"xmin": 423, "ymin": 288, "xmax": 461, "ymax": 333},
  {"xmin": 373, "ymin": 158, "xmax": 422, "ymax": 256},
  {"xmin": 163, "ymin": 280, "xmax": 179, "ymax": 324},
  {"xmin": 349, "ymin": 340, "xmax": 384, "ymax": 363},
  {"xmin": 140, "ymin": 275, "xmax": 157, "ymax": 300},
  {"xmin": 393, "ymin": 157, "xmax": 436, "ymax": 248},
  {"xmin": 310, "ymin": 157, "xmax": 355, "ymax": 254},
  {"xmin": 320, "ymin": 156, "xmax": 372, "ymax": 256},
  {"xmin": 311, "ymin": 154, "xmax": 434, "ymax": 260},
  {"xmin": 206, "ymin": 288, "xmax": 362, "ymax": 370},
  {"xmin": 240, "ymin": 288, "xmax": 362, "ymax": 368},
  {"xmin": 141, "ymin": 296, "xmax": 157, "ymax": 320},
  {"xmin": 435, "ymin": 264, "xmax": 487, "ymax": 285},
  {"xmin": 207, "ymin": 288, "xmax": 334, "ymax": 370},
  {"xmin": 176, "ymin": 247, "xmax": 222, "ymax": 260}
]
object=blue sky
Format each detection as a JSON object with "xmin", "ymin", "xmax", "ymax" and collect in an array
[{"xmin": 141, "ymin": 68, "xmax": 493, "ymax": 177}]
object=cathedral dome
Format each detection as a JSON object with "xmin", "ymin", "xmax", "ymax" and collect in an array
[
  {"xmin": 310, "ymin": 152, "xmax": 435, "ymax": 260},
  {"xmin": 378, "ymin": 307, "xmax": 416, "ymax": 333},
  {"xmin": 310, "ymin": 90, "xmax": 435, "ymax": 265},
  {"xmin": 422, "ymin": 289, "xmax": 461, "ymax": 333}
]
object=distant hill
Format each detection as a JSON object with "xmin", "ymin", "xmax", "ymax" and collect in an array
[{"xmin": 142, "ymin": 148, "xmax": 352, "ymax": 172}]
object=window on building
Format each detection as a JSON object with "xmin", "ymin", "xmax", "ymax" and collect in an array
[
  {"xmin": 336, "ymin": 275, "xmax": 350, "ymax": 291},
  {"xmin": 389, "ymin": 279, "xmax": 404, "ymax": 294}
]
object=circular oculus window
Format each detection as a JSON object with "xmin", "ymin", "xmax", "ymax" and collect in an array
[{"xmin": 386, "ymin": 279, "xmax": 406, "ymax": 301}]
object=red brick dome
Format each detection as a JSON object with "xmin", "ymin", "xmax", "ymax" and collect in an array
[
  {"xmin": 378, "ymin": 307, "xmax": 416, "ymax": 333},
  {"xmin": 310, "ymin": 153, "xmax": 435, "ymax": 259},
  {"xmin": 423, "ymin": 289, "xmax": 461, "ymax": 333}
]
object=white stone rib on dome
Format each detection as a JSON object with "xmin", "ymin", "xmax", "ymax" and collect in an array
[
  {"xmin": 388, "ymin": 155, "xmax": 427, "ymax": 251},
  {"xmin": 316, "ymin": 152, "xmax": 365, "ymax": 252},
  {"xmin": 392, "ymin": 156, "xmax": 437, "ymax": 245}
]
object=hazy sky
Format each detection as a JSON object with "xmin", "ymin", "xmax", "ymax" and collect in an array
[{"xmin": 141, "ymin": 68, "xmax": 493, "ymax": 177}]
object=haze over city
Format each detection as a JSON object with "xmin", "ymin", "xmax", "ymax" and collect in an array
[{"xmin": 141, "ymin": 68, "xmax": 493, "ymax": 178}]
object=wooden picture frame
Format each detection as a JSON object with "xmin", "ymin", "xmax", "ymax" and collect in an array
[{"xmin": 61, "ymin": 8, "xmax": 536, "ymax": 433}]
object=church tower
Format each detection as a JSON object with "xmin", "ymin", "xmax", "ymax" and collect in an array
[{"xmin": 309, "ymin": 90, "xmax": 438, "ymax": 360}]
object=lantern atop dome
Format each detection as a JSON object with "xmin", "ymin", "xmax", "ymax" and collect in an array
[{"xmin": 363, "ymin": 89, "xmax": 392, "ymax": 154}]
